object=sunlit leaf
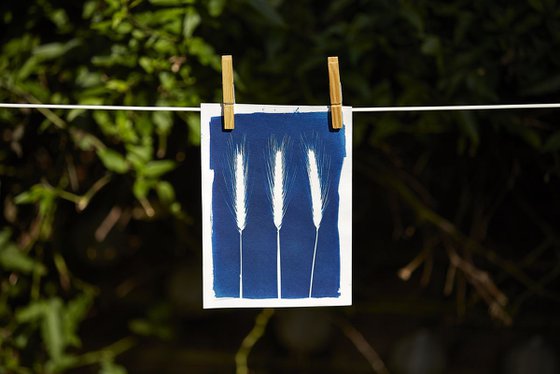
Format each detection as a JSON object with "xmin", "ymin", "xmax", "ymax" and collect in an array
[
  {"xmin": 98, "ymin": 148, "xmax": 130, "ymax": 174},
  {"xmin": 0, "ymin": 243, "xmax": 46, "ymax": 275},
  {"xmin": 183, "ymin": 7, "xmax": 201, "ymax": 38},
  {"xmin": 142, "ymin": 160, "xmax": 176, "ymax": 178},
  {"xmin": 133, "ymin": 177, "xmax": 151, "ymax": 199},
  {"xmin": 208, "ymin": 0, "xmax": 226, "ymax": 16},
  {"xmin": 14, "ymin": 185, "xmax": 55, "ymax": 205},
  {"xmin": 16, "ymin": 301, "xmax": 47, "ymax": 323},
  {"xmin": 63, "ymin": 293, "xmax": 94, "ymax": 348},
  {"xmin": 32, "ymin": 39, "xmax": 81, "ymax": 60},
  {"xmin": 41, "ymin": 299, "xmax": 64, "ymax": 363},
  {"xmin": 127, "ymin": 143, "xmax": 154, "ymax": 167},
  {"xmin": 156, "ymin": 181, "xmax": 176, "ymax": 205},
  {"xmin": 153, "ymin": 111, "xmax": 173, "ymax": 136},
  {"xmin": 186, "ymin": 113, "xmax": 201, "ymax": 146}
]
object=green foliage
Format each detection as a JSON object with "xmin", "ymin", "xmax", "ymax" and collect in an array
[
  {"xmin": 0, "ymin": 0, "xmax": 219, "ymax": 371},
  {"xmin": 14, "ymin": 294, "xmax": 94, "ymax": 371}
]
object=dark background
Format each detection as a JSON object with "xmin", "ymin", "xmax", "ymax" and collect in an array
[{"xmin": 0, "ymin": 0, "xmax": 559, "ymax": 373}]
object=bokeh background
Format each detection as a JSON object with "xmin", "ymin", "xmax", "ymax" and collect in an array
[{"xmin": 1, "ymin": 1, "xmax": 559, "ymax": 373}]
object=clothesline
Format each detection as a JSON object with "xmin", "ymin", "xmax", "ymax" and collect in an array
[
  {"xmin": 2, "ymin": 102, "xmax": 560, "ymax": 113},
  {"xmin": 0, "ymin": 103, "xmax": 201, "ymax": 112}
]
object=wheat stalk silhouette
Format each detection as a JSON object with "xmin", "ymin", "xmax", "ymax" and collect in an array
[
  {"xmin": 232, "ymin": 144, "xmax": 248, "ymax": 298},
  {"xmin": 306, "ymin": 147, "xmax": 329, "ymax": 298},
  {"xmin": 267, "ymin": 138, "xmax": 289, "ymax": 299}
]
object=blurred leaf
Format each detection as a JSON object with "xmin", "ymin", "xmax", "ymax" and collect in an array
[
  {"xmin": 83, "ymin": 1, "xmax": 98, "ymax": 19},
  {"xmin": 38, "ymin": 192, "xmax": 56, "ymax": 220},
  {"xmin": 111, "ymin": 7, "xmax": 128, "ymax": 29},
  {"xmin": 16, "ymin": 299, "xmax": 72, "ymax": 366},
  {"xmin": 128, "ymin": 319, "xmax": 153, "ymax": 336},
  {"xmin": 208, "ymin": 0, "xmax": 226, "ymax": 16},
  {"xmin": 100, "ymin": 359, "xmax": 127, "ymax": 374},
  {"xmin": 139, "ymin": 56, "xmax": 153, "ymax": 73},
  {"xmin": 115, "ymin": 112, "xmax": 138, "ymax": 143},
  {"xmin": 170, "ymin": 202, "xmax": 182, "ymax": 215},
  {"xmin": 0, "ymin": 228, "xmax": 12, "ymax": 248},
  {"xmin": 41, "ymin": 298, "xmax": 64, "ymax": 363},
  {"xmin": 32, "ymin": 39, "xmax": 81, "ymax": 61},
  {"xmin": 14, "ymin": 184, "xmax": 55, "ymax": 205},
  {"xmin": 18, "ymin": 57, "xmax": 41, "ymax": 80},
  {"xmin": 149, "ymin": 8, "xmax": 183, "ymax": 34},
  {"xmin": 155, "ymin": 181, "xmax": 176, "ymax": 205},
  {"xmin": 129, "ymin": 314, "xmax": 172, "ymax": 340},
  {"xmin": 142, "ymin": 160, "xmax": 176, "ymax": 178},
  {"xmin": 127, "ymin": 143, "xmax": 153, "ymax": 168},
  {"xmin": 135, "ymin": 116, "xmax": 154, "ymax": 138},
  {"xmin": 183, "ymin": 7, "xmax": 201, "ymax": 38},
  {"xmin": 63, "ymin": 293, "xmax": 94, "ymax": 348},
  {"xmin": 73, "ymin": 132, "xmax": 100, "ymax": 151},
  {"xmin": 98, "ymin": 148, "xmax": 130, "ymax": 174},
  {"xmin": 153, "ymin": 111, "xmax": 173, "ymax": 136},
  {"xmin": 16, "ymin": 301, "xmax": 47, "ymax": 323},
  {"xmin": 187, "ymin": 37, "xmax": 219, "ymax": 68},
  {"xmin": 186, "ymin": 113, "xmax": 201, "ymax": 145},
  {"xmin": 94, "ymin": 111, "xmax": 117, "ymax": 138},
  {"xmin": 133, "ymin": 177, "xmax": 151, "ymax": 199},
  {"xmin": 67, "ymin": 108, "xmax": 86, "ymax": 122},
  {"xmin": 0, "ymin": 243, "xmax": 46, "ymax": 275},
  {"xmin": 47, "ymin": 9, "xmax": 70, "ymax": 31},
  {"xmin": 421, "ymin": 35, "xmax": 441, "ymax": 56},
  {"xmin": 106, "ymin": 79, "xmax": 130, "ymax": 93}
]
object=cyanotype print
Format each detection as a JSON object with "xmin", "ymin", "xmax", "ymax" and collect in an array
[{"xmin": 202, "ymin": 104, "xmax": 352, "ymax": 308}]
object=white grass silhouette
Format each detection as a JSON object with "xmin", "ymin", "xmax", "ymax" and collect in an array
[
  {"xmin": 267, "ymin": 138, "xmax": 289, "ymax": 299},
  {"xmin": 306, "ymin": 147, "xmax": 329, "ymax": 298},
  {"xmin": 232, "ymin": 144, "xmax": 248, "ymax": 298}
]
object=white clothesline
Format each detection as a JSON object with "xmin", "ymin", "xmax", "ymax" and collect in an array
[
  {"xmin": 2, "ymin": 102, "xmax": 560, "ymax": 113},
  {"xmin": 0, "ymin": 103, "xmax": 201, "ymax": 112},
  {"xmin": 352, "ymin": 103, "xmax": 560, "ymax": 112}
]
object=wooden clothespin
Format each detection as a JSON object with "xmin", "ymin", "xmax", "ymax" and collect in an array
[
  {"xmin": 221, "ymin": 55, "xmax": 235, "ymax": 130},
  {"xmin": 327, "ymin": 56, "xmax": 343, "ymax": 129}
]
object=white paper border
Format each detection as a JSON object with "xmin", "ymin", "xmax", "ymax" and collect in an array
[{"xmin": 201, "ymin": 104, "xmax": 352, "ymax": 308}]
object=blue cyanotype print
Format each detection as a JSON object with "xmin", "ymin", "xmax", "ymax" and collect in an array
[{"xmin": 209, "ymin": 111, "xmax": 346, "ymax": 300}]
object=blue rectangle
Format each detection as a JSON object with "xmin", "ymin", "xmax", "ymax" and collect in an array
[{"xmin": 209, "ymin": 111, "xmax": 347, "ymax": 300}]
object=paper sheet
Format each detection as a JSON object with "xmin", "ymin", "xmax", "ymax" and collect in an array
[{"xmin": 201, "ymin": 104, "xmax": 352, "ymax": 308}]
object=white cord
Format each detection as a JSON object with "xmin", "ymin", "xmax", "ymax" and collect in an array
[
  {"xmin": 2, "ymin": 102, "xmax": 560, "ymax": 113},
  {"xmin": 0, "ymin": 103, "xmax": 201, "ymax": 112},
  {"xmin": 352, "ymin": 103, "xmax": 560, "ymax": 112}
]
